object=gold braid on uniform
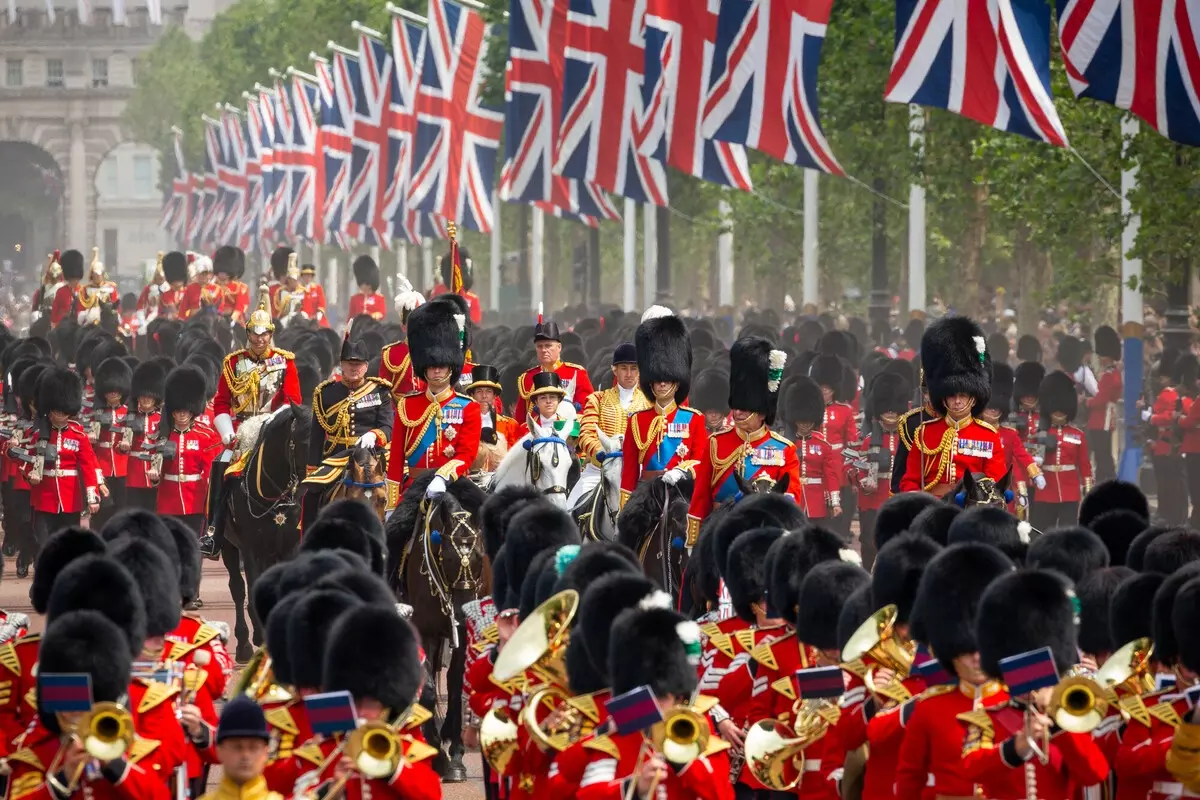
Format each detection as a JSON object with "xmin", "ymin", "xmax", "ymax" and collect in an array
[
  {"xmin": 223, "ymin": 358, "xmax": 262, "ymax": 417},
  {"xmin": 397, "ymin": 397, "xmax": 440, "ymax": 459},
  {"xmin": 912, "ymin": 418, "xmax": 961, "ymax": 492}
]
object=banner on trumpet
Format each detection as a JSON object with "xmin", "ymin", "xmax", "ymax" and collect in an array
[
  {"xmin": 303, "ymin": 690, "xmax": 359, "ymax": 737},
  {"xmin": 39, "ymin": 673, "xmax": 93, "ymax": 713},
  {"xmin": 603, "ymin": 685, "xmax": 664, "ymax": 736},
  {"xmin": 794, "ymin": 666, "xmax": 845, "ymax": 700},
  {"xmin": 998, "ymin": 646, "xmax": 1060, "ymax": 696}
]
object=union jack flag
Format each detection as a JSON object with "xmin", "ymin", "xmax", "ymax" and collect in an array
[
  {"xmin": 500, "ymin": 0, "xmax": 619, "ymax": 224},
  {"xmin": 408, "ymin": 0, "xmax": 504, "ymax": 233},
  {"xmin": 160, "ymin": 127, "xmax": 190, "ymax": 246},
  {"xmin": 347, "ymin": 33, "xmax": 395, "ymax": 244},
  {"xmin": 250, "ymin": 89, "xmax": 276, "ymax": 248},
  {"xmin": 264, "ymin": 81, "xmax": 293, "ymax": 241},
  {"xmin": 316, "ymin": 56, "xmax": 356, "ymax": 245},
  {"xmin": 240, "ymin": 97, "xmax": 265, "ymax": 254},
  {"xmin": 701, "ymin": 0, "xmax": 842, "ymax": 175},
  {"xmin": 287, "ymin": 75, "xmax": 323, "ymax": 242},
  {"xmin": 556, "ymin": 0, "xmax": 669, "ymax": 206},
  {"xmin": 885, "ymin": 0, "xmax": 1067, "ymax": 147},
  {"xmin": 218, "ymin": 110, "xmax": 248, "ymax": 247},
  {"xmin": 1058, "ymin": 0, "xmax": 1200, "ymax": 146},
  {"xmin": 197, "ymin": 120, "xmax": 223, "ymax": 248},
  {"xmin": 642, "ymin": 0, "xmax": 753, "ymax": 190},
  {"xmin": 385, "ymin": 14, "xmax": 427, "ymax": 244}
]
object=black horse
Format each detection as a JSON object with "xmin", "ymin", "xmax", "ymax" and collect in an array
[
  {"xmin": 617, "ymin": 476, "xmax": 694, "ymax": 597},
  {"xmin": 946, "ymin": 468, "xmax": 1014, "ymax": 508},
  {"xmin": 220, "ymin": 404, "xmax": 312, "ymax": 662}
]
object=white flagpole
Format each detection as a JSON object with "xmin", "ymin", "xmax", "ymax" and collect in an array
[
  {"xmin": 530, "ymin": 206, "xmax": 544, "ymax": 312},
  {"xmin": 76, "ymin": 0, "xmax": 88, "ymax": 24},
  {"xmin": 489, "ymin": 189, "xmax": 501, "ymax": 311},
  {"xmin": 718, "ymin": 199, "xmax": 734, "ymax": 308},
  {"xmin": 802, "ymin": 170, "xmax": 819, "ymax": 309},
  {"xmin": 642, "ymin": 204, "xmax": 657, "ymax": 308},
  {"xmin": 421, "ymin": 238, "xmax": 433, "ymax": 292},
  {"xmin": 623, "ymin": 198, "xmax": 636, "ymax": 311},
  {"xmin": 112, "ymin": 0, "xmax": 125, "ymax": 25},
  {"xmin": 908, "ymin": 105, "xmax": 926, "ymax": 317},
  {"xmin": 44, "ymin": 0, "xmax": 55, "ymax": 23}
]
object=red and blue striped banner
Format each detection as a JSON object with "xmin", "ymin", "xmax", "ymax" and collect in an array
[
  {"xmin": 304, "ymin": 691, "xmax": 359, "ymax": 737},
  {"xmin": 795, "ymin": 666, "xmax": 845, "ymax": 700},
  {"xmin": 603, "ymin": 686, "xmax": 664, "ymax": 736},
  {"xmin": 998, "ymin": 647, "xmax": 1059, "ymax": 696},
  {"xmin": 39, "ymin": 673, "xmax": 93, "ymax": 714}
]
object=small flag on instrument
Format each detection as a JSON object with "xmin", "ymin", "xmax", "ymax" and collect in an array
[
  {"xmin": 1158, "ymin": 673, "xmax": 1178, "ymax": 693},
  {"xmin": 39, "ymin": 673, "xmax": 93, "ymax": 713},
  {"xmin": 999, "ymin": 647, "xmax": 1060, "ymax": 696},
  {"xmin": 604, "ymin": 685, "xmax": 663, "ymax": 735},
  {"xmin": 304, "ymin": 691, "xmax": 359, "ymax": 737},
  {"xmin": 912, "ymin": 645, "xmax": 955, "ymax": 686},
  {"xmin": 795, "ymin": 666, "xmax": 845, "ymax": 700}
]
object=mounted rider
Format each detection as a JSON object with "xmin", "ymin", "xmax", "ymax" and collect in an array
[
  {"xmin": 270, "ymin": 255, "xmax": 304, "ymax": 323},
  {"xmin": 204, "ymin": 297, "xmax": 303, "ymax": 557},
  {"xmin": 619, "ymin": 314, "xmax": 705, "ymax": 507},
  {"xmin": 49, "ymin": 248, "xmax": 84, "ymax": 327},
  {"xmin": 429, "ymin": 241, "xmax": 482, "ymax": 324},
  {"xmin": 298, "ymin": 263, "xmax": 329, "ymax": 327},
  {"xmin": 384, "ymin": 294, "xmax": 481, "ymax": 511},
  {"xmin": 685, "ymin": 337, "xmax": 798, "ymax": 547},
  {"xmin": 568, "ymin": 341, "xmax": 650, "ymax": 510},
  {"xmin": 179, "ymin": 254, "xmax": 221, "ymax": 320},
  {"xmin": 214, "ymin": 245, "xmax": 251, "ymax": 325},
  {"xmin": 378, "ymin": 277, "xmax": 426, "ymax": 398},
  {"xmin": 31, "ymin": 250, "xmax": 63, "ymax": 327},
  {"xmin": 466, "ymin": 364, "xmax": 517, "ymax": 473},
  {"xmin": 300, "ymin": 333, "xmax": 394, "ymax": 527},
  {"xmin": 76, "ymin": 247, "xmax": 120, "ymax": 326},
  {"xmin": 517, "ymin": 317, "xmax": 594, "ymax": 417}
]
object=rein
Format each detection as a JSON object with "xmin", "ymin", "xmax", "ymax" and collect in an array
[
  {"xmin": 524, "ymin": 434, "xmax": 570, "ymax": 495},
  {"xmin": 240, "ymin": 417, "xmax": 300, "ymax": 521}
]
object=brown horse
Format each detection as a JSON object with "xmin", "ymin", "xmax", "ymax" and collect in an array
[
  {"xmin": 385, "ymin": 472, "xmax": 488, "ymax": 783},
  {"xmin": 320, "ymin": 445, "xmax": 388, "ymax": 521}
]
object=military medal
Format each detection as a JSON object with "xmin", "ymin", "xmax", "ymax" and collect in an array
[
  {"xmin": 676, "ymin": 443, "xmax": 689, "ymax": 459},
  {"xmin": 445, "ymin": 425, "xmax": 458, "ymax": 441}
]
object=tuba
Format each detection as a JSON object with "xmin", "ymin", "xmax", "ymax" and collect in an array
[
  {"xmin": 840, "ymin": 604, "xmax": 916, "ymax": 702},
  {"xmin": 492, "ymin": 590, "xmax": 578, "ymax": 686},
  {"xmin": 743, "ymin": 700, "xmax": 833, "ymax": 793},
  {"xmin": 480, "ymin": 706, "xmax": 519, "ymax": 772},
  {"xmin": 1097, "ymin": 638, "xmax": 1156, "ymax": 699}
]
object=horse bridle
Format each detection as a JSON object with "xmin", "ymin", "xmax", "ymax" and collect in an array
[
  {"xmin": 523, "ymin": 435, "xmax": 570, "ymax": 496},
  {"xmin": 416, "ymin": 496, "xmax": 484, "ymax": 645},
  {"xmin": 240, "ymin": 415, "xmax": 301, "ymax": 521},
  {"xmin": 341, "ymin": 448, "xmax": 386, "ymax": 490}
]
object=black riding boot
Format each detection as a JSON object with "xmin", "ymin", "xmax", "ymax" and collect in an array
[{"xmin": 200, "ymin": 461, "xmax": 229, "ymax": 559}]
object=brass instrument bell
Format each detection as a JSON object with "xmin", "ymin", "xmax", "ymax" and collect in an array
[
  {"xmin": 1046, "ymin": 669, "xmax": 1109, "ymax": 734},
  {"xmin": 345, "ymin": 721, "xmax": 403, "ymax": 779},
  {"xmin": 79, "ymin": 702, "xmax": 136, "ymax": 762},
  {"xmin": 1096, "ymin": 638, "xmax": 1156, "ymax": 698},
  {"xmin": 492, "ymin": 589, "xmax": 578, "ymax": 686},
  {"xmin": 840, "ymin": 604, "xmax": 915, "ymax": 698},
  {"xmin": 649, "ymin": 707, "xmax": 708, "ymax": 766},
  {"xmin": 480, "ymin": 707, "xmax": 519, "ymax": 772}
]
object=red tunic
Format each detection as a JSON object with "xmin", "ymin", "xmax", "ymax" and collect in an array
[
  {"xmin": 518, "ymin": 362, "xmax": 595, "ymax": 414},
  {"xmin": 155, "ymin": 423, "xmax": 222, "ymax": 516},
  {"xmin": 261, "ymin": 698, "xmax": 314, "ymax": 792},
  {"xmin": 619, "ymin": 403, "xmax": 708, "ymax": 497},
  {"xmin": 126, "ymin": 412, "xmax": 162, "ymax": 491},
  {"xmin": 897, "ymin": 417, "xmax": 1007, "ymax": 494},
  {"xmin": 998, "ymin": 424, "xmax": 1039, "ymax": 485},
  {"xmin": 177, "ymin": 282, "xmax": 223, "ymax": 320},
  {"xmin": 1150, "ymin": 387, "xmax": 1181, "ymax": 457},
  {"xmin": 301, "ymin": 284, "xmax": 328, "ymax": 325},
  {"xmin": 271, "ymin": 729, "xmax": 440, "ymax": 800},
  {"xmin": 127, "ymin": 679, "xmax": 189, "ymax": 781},
  {"xmin": 855, "ymin": 431, "xmax": 898, "ymax": 512},
  {"xmin": 212, "ymin": 348, "xmax": 303, "ymax": 433},
  {"xmin": 0, "ymin": 634, "xmax": 39, "ymax": 755},
  {"xmin": 91, "ymin": 405, "xmax": 129, "ymax": 480},
  {"xmin": 385, "ymin": 389, "xmax": 481, "ymax": 501},
  {"xmin": 348, "ymin": 292, "xmax": 387, "ymax": 321},
  {"xmin": 575, "ymin": 727, "xmax": 734, "ymax": 800},
  {"xmin": 1038, "ymin": 425, "xmax": 1091, "ymax": 503},
  {"xmin": 165, "ymin": 616, "xmax": 230, "ymax": 700},
  {"xmin": 429, "ymin": 285, "xmax": 483, "ymax": 324},
  {"xmin": 821, "ymin": 402, "xmax": 857, "ymax": 487},
  {"xmin": 686, "ymin": 428, "xmax": 799, "ymax": 544},
  {"xmin": 854, "ymin": 675, "xmax": 928, "ymax": 800},
  {"xmin": 1180, "ymin": 395, "xmax": 1200, "ymax": 453},
  {"xmin": 793, "ymin": 432, "xmax": 842, "ymax": 518},
  {"xmin": 1086, "ymin": 366, "xmax": 1122, "ymax": 431},
  {"xmin": 221, "ymin": 280, "xmax": 251, "ymax": 322},
  {"xmin": 379, "ymin": 343, "xmax": 423, "ymax": 398},
  {"xmin": 23, "ymin": 422, "xmax": 102, "ymax": 514},
  {"xmin": 50, "ymin": 283, "xmax": 80, "ymax": 327},
  {"xmin": 1112, "ymin": 691, "xmax": 1187, "ymax": 800},
  {"xmin": 5, "ymin": 720, "xmax": 170, "ymax": 800}
]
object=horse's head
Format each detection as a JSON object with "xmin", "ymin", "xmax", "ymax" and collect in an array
[
  {"xmin": 273, "ymin": 402, "xmax": 312, "ymax": 483},
  {"xmin": 733, "ymin": 470, "xmax": 791, "ymax": 497},
  {"xmin": 343, "ymin": 445, "xmax": 387, "ymax": 519},
  {"xmin": 521, "ymin": 419, "xmax": 575, "ymax": 508},
  {"xmin": 425, "ymin": 480, "xmax": 487, "ymax": 604},
  {"xmin": 951, "ymin": 469, "xmax": 1013, "ymax": 508}
]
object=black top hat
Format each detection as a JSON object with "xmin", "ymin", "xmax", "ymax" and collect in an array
[
  {"xmin": 528, "ymin": 371, "xmax": 566, "ymax": 400},
  {"xmin": 611, "ymin": 342, "xmax": 637, "ymax": 365},
  {"xmin": 466, "ymin": 364, "xmax": 502, "ymax": 392},
  {"xmin": 217, "ymin": 695, "xmax": 270, "ymax": 742},
  {"xmin": 534, "ymin": 321, "xmax": 561, "ymax": 342}
]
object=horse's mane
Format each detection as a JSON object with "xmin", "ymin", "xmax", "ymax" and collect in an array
[
  {"xmin": 617, "ymin": 478, "xmax": 694, "ymax": 551},
  {"xmin": 489, "ymin": 432, "xmax": 531, "ymax": 489},
  {"xmin": 390, "ymin": 471, "xmax": 438, "ymax": 550},
  {"xmin": 447, "ymin": 476, "xmax": 487, "ymax": 517}
]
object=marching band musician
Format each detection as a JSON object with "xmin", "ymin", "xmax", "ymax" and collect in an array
[
  {"xmin": 569, "ymin": 343, "xmax": 649, "ymax": 510},
  {"xmin": 213, "ymin": 246, "xmax": 251, "ymax": 325},
  {"xmin": 854, "ymin": 372, "xmax": 911, "ymax": 566},
  {"xmin": 89, "ymin": 357, "xmax": 133, "ymax": 529},
  {"xmin": 385, "ymin": 296, "xmax": 481, "ymax": 510},
  {"xmin": 75, "ymin": 249, "xmax": 120, "ymax": 327},
  {"xmin": 1087, "ymin": 326, "xmax": 1122, "ymax": 483},
  {"xmin": 619, "ymin": 314, "xmax": 705, "ymax": 505},
  {"xmin": 49, "ymin": 249, "xmax": 85, "ymax": 329},
  {"xmin": 782, "ymin": 377, "xmax": 842, "ymax": 521},
  {"xmin": 898, "ymin": 316, "xmax": 1007, "ymax": 495},
  {"xmin": 575, "ymin": 605, "xmax": 733, "ymax": 800},
  {"xmin": 959, "ymin": 570, "xmax": 1110, "ymax": 799},
  {"xmin": 980, "ymin": 364, "xmax": 1042, "ymax": 516},
  {"xmin": 348, "ymin": 256, "xmax": 387, "ymax": 323},
  {"xmin": 198, "ymin": 697, "xmax": 281, "ymax": 800},
  {"xmin": 126, "ymin": 361, "xmax": 167, "ymax": 511},
  {"xmin": 300, "ymin": 334, "xmax": 393, "ymax": 527},
  {"xmin": 31, "ymin": 251, "xmax": 63, "ymax": 327},
  {"xmin": 466, "ymin": 365, "xmax": 518, "ymax": 473},
  {"xmin": 378, "ymin": 277, "xmax": 426, "ymax": 399},
  {"xmin": 1165, "ymin": 577, "xmax": 1200, "ymax": 793},
  {"xmin": 154, "ymin": 365, "xmax": 223, "ymax": 535},
  {"xmin": 270, "ymin": 258, "xmax": 304, "ymax": 323},
  {"xmin": 686, "ymin": 338, "xmax": 797, "ymax": 547},
  {"xmin": 1030, "ymin": 370, "xmax": 1092, "ymax": 532},
  {"xmin": 517, "ymin": 320, "xmax": 594, "ymax": 417},
  {"xmin": 206, "ymin": 299, "xmax": 302, "ymax": 557}
]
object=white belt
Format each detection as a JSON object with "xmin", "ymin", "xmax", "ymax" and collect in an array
[
  {"xmin": 801, "ymin": 477, "xmax": 824, "ymax": 485},
  {"xmin": 164, "ymin": 474, "xmax": 202, "ymax": 483},
  {"xmin": 45, "ymin": 469, "xmax": 77, "ymax": 477},
  {"xmin": 926, "ymin": 775, "xmax": 935, "ymax": 787},
  {"xmin": 96, "ymin": 441, "xmax": 114, "ymax": 449},
  {"xmin": 1153, "ymin": 782, "xmax": 1200, "ymax": 798},
  {"xmin": 803, "ymin": 760, "xmax": 821, "ymax": 772},
  {"xmin": 830, "ymin": 443, "xmax": 843, "ymax": 450},
  {"xmin": 1042, "ymin": 465, "xmax": 1076, "ymax": 472}
]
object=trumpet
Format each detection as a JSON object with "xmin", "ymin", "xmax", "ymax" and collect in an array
[
  {"xmin": 46, "ymin": 703, "xmax": 136, "ymax": 794},
  {"xmin": 840, "ymin": 604, "xmax": 916, "ymax": 703},
  {"xmin": 521, "ymin": 684, "xmax": 592, "ymax": 753},
  {"xmin": 623, "ymin": 707, "xmax": 711, "ymax": 800},
  {"xmin": 1046, "ymin": 668, "xmax": 1109, "ymax": 734}
]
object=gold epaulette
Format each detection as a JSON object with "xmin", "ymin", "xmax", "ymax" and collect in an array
[
  {"xmin": 272, "ymin": 348, "xmax": 295, "ymax": 359},
  {"xmin": 733, "ymin": 629, "xmax": 756, "ymax": 653},
  {"xmin": 769, "ymin": 431, "xmax": 794, "ymax": 447},
  {"xmin": 897, "ymin": 408, "xmax": 923, "ymax": 449},
  {"xmin": 294, "ymin": 741, "xmax": 325, "ymax": 766},
  {"xmin": 707, "ymin": 632, "xmax": 735, "ymax": 659},
  {"xmin": 314, "ymin": 377, "xmax": 337, "ymax": 394},
  {"xmin": 6, "ymin": 747, "xmax": 43, "ymax": 771},
  {"xmin": 402, "ymin": 735, "xmax": 439, "ymax": 765},
  {"xmin": 14, "ymin": 633, "xmax": 40, "ymax": 647},
  {"xmin": 1120, "ymin": 694, "xmax": 1152, "ymax": 727},
  {"xmin": 956, "ymin": 709, "xmax": 994, "ymax": 736},
  {"xmin": 137, "ymin": 681, "xmax": 180, "ymax": 713},
  {"xmin": 0, "ymin": 641, "xmax": 20, "ymax": 676},
  {"xmin": 699, "ymin": 622, "xmax": 722, "ymax": 639},
  {"xmin": 692, "ymin": 695, "xmax": 719, "ymax": 715},
  {"xmin": 840, "ymin": 659, "xmax": 868, "ymax": 679},
  {"xmin": 703, "ymin": 736, "xmax": 732, "ymax": 758},
  {"xmin": 566, "ymin": 693, "xmax": 603, "ymax": 723},
  {"xmin": 770, "ymin": 676, "xmax": 795, "ymax": 700},
  {"xmin": 750, "ymin": 631, "xmax": 795, "ymax": 671},
  {"xmin": 916, "ymin": 684, "xmax": 956, "ymax": 701},
  {"xmin": 264, "ymin": 705, "xmax": 299, "ymax": 735},
  {"xmin": 582, "ymin": 735, "xmax": 621, "ymax": 759},
  {"xmin": 127, "ymin": 737, "xmax": 161, "ymax": 765},
  {"xmin": 11, "ymin": 770, "xmax": 44, "ymax": 800},
  {"xmin": 974, "ymin": 418, "xmax": 998, "ymax": 432},
  {"xmin": 182, "ymin": 666, "xmax": 207, "ymax": 695},
  {"xmin": 1150, "ymin": 701, "xmax": 1183, "ymax": 730},
  {"xmin": 402, "ymin": 704, "xmax": 433, "ymax": 731},
  {"xmin": 1166, "ymin": 721, "xmax": 1200, "ymax": 788},
  {"xmin": 166, "ymin": 624, "xmax": 220, "ymax": 661}
]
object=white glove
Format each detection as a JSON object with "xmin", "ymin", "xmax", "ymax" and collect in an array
[
  {"xmin": 159, "ymin": 281, "xmax": 171, "ymax": 294},
  {"xmin": 214, "ymin": 413, "xmax": 235, "ymax": 445},
  {"xmin": 1034, "ymin": 474, "xmax": 1047, "ymax": 490},
  {"xmin": 1142, "ymin": 408, "xmax": 1152, "ymax": 422},
  {"xmin": 426, "ymin": 476, "xmax": 448, "ymax": 499},
  {"xmin": 662, "ymin": 468, "xmax": 686, "ymax": 486},
  {"xmin": 1034, "ymin": 456, "xmax": 1044, "ymax": 466},
  {"xmin": 357, "ymin": 432, "xmax": 377, "ymax": 449}
]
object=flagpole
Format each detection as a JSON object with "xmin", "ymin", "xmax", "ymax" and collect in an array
[
  {"xmin": 622, "ymin": 199, "xmax": 636, "ymax": 312},
  {"xmin": 385, "ymin": 2, "xmax": 428, "ymax": 24},
  {"xmin": 351, "ymin": 20, "xmax": 385, "ymax": 40},
  {"xmin": 802, "ymin": 170, "xmax": 818, "ymax": 310},
  {"xmin": 421, "ymin": 239, "xmax": 433, "ymax": 293},
  {"xmin": 717, "ymin": 198, "xmax": 733, "ymax": 308},
  {"xmin": 642, "ymin": 204, "xmax": 656, "ymax": 309},
  {"xmin": 1119, "ymin": 115, "xmax": 1144, "ymax": 483},
  {"xmin": 908, "ymin": 105, "xmax": 926, "ymax": 319},
  {"xmin": 531, "ymin": 206, "xmax": 544, "ymax": 312},
  {"xmin": 490, "ymin": 189, "xmax": 501, "ymax": 312},
  {"xmin": 328, "ymin": 42, "xmax": 357, "ymax": 57}
]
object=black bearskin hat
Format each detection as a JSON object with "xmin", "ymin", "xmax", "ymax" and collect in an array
[
  {"xmin": 1128, "ymin": 527, "xmax": 1171, "ymax": 572},
  {"xmin": 352, "ymin": 256, "xmax": 381, "ymax": 292},
  {"xmin": 783, "ymin": 377, "xmax": 825, "ymax": 428},
  {"xmin": 407, "ymin": 298, "xmax": 466, "ymax": 385},
  {"xmin": 288, "ymin": 589, "xmax": 363, "ymax": 690},
  {"xmin": 977, "ymin": 569, "xmax": 1079, "ymax": 680},
  {"xmin": 868, "ymin": 372, "xmax": 911, "ymax": 419},
  {"xmin": 837, "ymin": 584, "xmax": 877, "ymax": 655},
  {"xmin": 1077, "ymin": 566, "xmax": 1133, "ymax": 657},
  {"xmin": 30, "ymin": 527, "xmax": 106, "ymax": 614},
  {"xmin": 873, "ymin": 493, "xmax": 940, "ymax": 554},
  {"xmin": 1057, "ymin": 336, "xmax": 1084, "ymax": 373},
  {"xmin": 728, "ymin": 337, "xmax": 786, "ymax": 425},
  {"xmin": 907, "ymin": 504, "xmax": 960, "ymax": 547},
  {"xmin": 109, "ymin": 538, "xmax": 181, "ymax": 638},
  {"xmin": 164, "ymin": 364, "xmax": 209, "ymax": 419},
  {"xmin": 919, "ymin": 316, "xmax": 991, "ymax": 415},
  {"xmin": 1086, "ymin": 509, "xmax": 1145, "ymax": 567},
  {"xmin": 635, "ymin": 314, "xmax": 691, "ymax": 405},
  {"xmin": 1111, "ymin": 572, "xmax": 1162, "ymax": 646},
  {"xmin": 277, "ymin": 551, "xmax": 367, "ymax": 600},
  {"xmin": 323, "ymin": 605, "xmax": 424, "ymax": 711},
  {"xmin": 909, "ymin": 544, "xmax": 1014, "ymax": 672},
  {"xmin": 162, "ymin": 252, "xmax": 188, "ymax": 285},
  {"xmin": 60, "ymin": 249, "xmax": 84, "ymax": 281},
  {"xmin": 88, "ymin": 338, "xmax": 129, "ymax": 381},
  {"xmin": 1079, "ymin": 480, "xmax": 1150, "ymax": 528},
  {"xmin": 17, "ymin": 363, "xmax": 47, "ymax": 417},
  {"xmin": 1154, "ymin": 563, "xmax": 1200, "ymax": 667},
  {"xmin": 38, "ymin": 611, "xmax": 133, "ymax": 734},
  {"xmin": 691, "ymin": 369, "xmax": 729, "ymax": 414},
  {"xmin": 130, "ymin": 359, "xmax": 168, "ymax": 403},
  {"xmin": 161, "ymin": 516, "xmax": 202, "ymax": 607},
  {"xmin": 94, "ymin": 357, "xmax": 131, "ymax": 400},
  {"xmin": 481, "ymin": 486, "xmax": 547, "ymax": 560},
  {"xmin": 767, "ymin": 525, "xmax": 853, "ymax": 627},
  {"xmin": 313, "ymin": 569, "xmax": 394, "ymax": 608},
  {"xmin": 1143, "ymin": 530, "xmax": 1200, "ymax": 576},
  {"xmin": 691, "ymin": 525, "xmax": 723, "ymax": 611},
  {"xmin": 579, "ymin": 572, "xmax": 667, "ymax": 680},
  {"xmin": 988, "ymin": 363, "xmax": 1013, "ymax": 413},
  {"xmin": 315, "ymin": 499, "xmax": 385, "ymax": 575},
  {"xmin": 552, "ymin": 541, "xmax": 640, "ymax": 598},
  {"xmin": 1013, "ymin": 362, "xmax": 1046, "ymax": 403},
  {"xmin": 946, "ymin": 506, "xmax": 1026, "ymax": 564},
  {"xmin": 37, "ymin": 366, "xmax": 82, "ymax": 416},
  {"xmin": 1173, "ymin": 577, "xmax": 1200, "ymax": 674},
  {"xmin": 809, "ymin": 354, "xmax": 843, "ymax": 394},
  {"xmin": 987, "ymin": 333, "xmax": 1010, "ymax": 364},
  {"xmin": 1026, "ymin": 527, "xmax": 1109, "ymax": 584},
  {"xmin": 795, "ymin": 561, "xmax": 870, "ymax": 651},
  {"xmin": 1038, "ymin": 370, "xmax": 1077, "ymax": 421},
  {"xmin": 99, "ymin": 508, "xmax": 174, "ymax": 555},
  {"xmin": 265, "ymin": 593, "xmax": 301, "ymax": 686},
  {"xmin": 46, "ymin": 555, "xmax": 147, "ymax": 656},
  {"xmin": 503, "ymin": 505, "xmax": 580, "ymax": 611},
  {"xmin": 608, "ymin": 606, "xmax": 700, "ymax": 698},
  {"xmin": 212, "ymin": 245, "xmax": 245, "ymax": 280},
  {"xmin": 300, "ymin": 519, "xmax": 376, "ymax": 569},
  {"xmin": 725, "ymin": 528, "xmax": 785, "ymax": 622},
  {"xmin": 1095, "ymin": 326, "xmax": 1121, "ymax": 361},
  {"xmin": 252, "ymin": 563, "xmax": 288, "ymax": 627},
  {"xmin": 871, "ymin": 532, "xmax": 943, "ymax": 625},
  {"xmin": 712, "ymin": 493, "xmax": 807, "ymax": 581},
  {"xmin": 440, "ymin": 245, "xmax": 474, "ymax": 292},
  {"xmin": 1017, "ymin": 334, "xmax": 1041, "ymax": 363}
]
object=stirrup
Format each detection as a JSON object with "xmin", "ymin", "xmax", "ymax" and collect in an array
[{"xmin": 198, "ymin": 533, "xmax": 219, "ymax": 559}]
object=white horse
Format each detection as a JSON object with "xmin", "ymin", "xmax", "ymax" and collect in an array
[
  {"xmin": 568, "ymin": 429, "xmax": 623, "ymax": 541},
  {"xmin": 487, "ymin": 416, "xmax": 575, "ymax": 508}
]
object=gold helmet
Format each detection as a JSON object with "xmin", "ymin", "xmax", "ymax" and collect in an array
[{"xmin": 247, "ymin": 296, "xmax": 274, "ymax": 335}]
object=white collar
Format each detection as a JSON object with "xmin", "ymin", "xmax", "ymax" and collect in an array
[{"xmin": 617, "ymin": 385, "xmax": 635, "ymax": 406}]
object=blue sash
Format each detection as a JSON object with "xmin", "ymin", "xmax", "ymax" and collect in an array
[
  {"xmin": 407, "ymin": 396, "xmax": 468, "ymax": 468},
  {"xmin": 714, "ymin": 436, "xmax": 787, "ymax": 501},
  {"xmin": 647, "ymin": 409, "xmax": 695, "ymax": 471}
]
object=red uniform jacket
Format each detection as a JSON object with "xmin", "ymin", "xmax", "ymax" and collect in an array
[
  {"xmin": 165, "ymin": 616, "xmax": 230, "ymax": 701},
  {"xmin": 0, "ymin": 634, "xmax": 39, "ymax": 755},
  {"xmin": 1038, "ymin": 425, "xmax": 1091, "ymax": 503},
  {"xmin": 271, "ymin": 729, "xmax": 439, "ymax": 800},
  {"xmin": 4, "ymin": 720, "xmax": 170, "ymax": 800},
  {"xmin": 50, "ymin": 283, "xmax": 81, "ymax": 327},
  {"xmin": 178, "ymin": 281, "xmax": 224, "ymax": 320},
  {"xmin": 898, "ymin": 417, "xmax": 1007, "ymax": 493},
  {"xmin": 619, "ymin": 403, "xmax": 707, "ymax": 498},
  {"xmin": 821, "ymin": 403, "xmax": 857, "ymax": 486},
  {"xmin": 1151, "ymin": 387, "xmax": 1182, "ymax": 457},
  {"xmin": 575, "ymin": 726, "xmax": 734, "ymax": 800},
  {"xmin": 959, "ymin": 701, "xmax": 1110, "ymax": 800},
  {"xmin": 348, "ymin": 292, "xmax": 387, "ymax": 321},
  {"xmin": 429, "ymin": 285, "xmax": 483, "ymax": 324},
  {"xmin": 212, "ymin": 349, "xmax": 303, "ymax": 432},
  {"xmin": 386, "ymin": 389, "xmax": 481, "ymax": 498},
  {"xmin": 518, "ymin": 362, "xmax": 594, "ymax": 414},
  {"xmin": 126, "ymin": 412, "xmax": 162, "ymax": 490},
  {"xmin": 127, "ymin": 679, "xmax": 189, "ymax": 780},
  {"xmin": 157, "ymin": 287, "xmax": 183, "ymax": 318},
  {"xmin": 24, "ymin": 422, "xmax": 101, "ymax": 514},
  {"xmin": 894, "ymin": 681, "xmax": 1008, "ymax": 800},
  {"xmin": 686, "ymin": 428, "xmax": 799, "ymax": 544},
  {"xmin": 1111, "ymin": 690, "xmax": 1188, "ymax": 800},
  {"xmin": 1086, "ymin": 366, "xmax": 1122, "ymax": 431},
  {"xmin": 155, "ymin": 423, "xmax": 222, "ymax": 516},
  {"xmin": 91, "ymin": 405, "xmax": 129, "ymax": 480},
  {"xmin": 855, "ymin": 675, "xmax": 929, "ymax": 800},
  {"xmin": 855, "ymin": 430, "xmax": 899, "ymax": 512},
  {"xmin": 544, "ymin": 691, "xmax": 612, "ymax": 800},
  {"xmin": 262, "ymin": 698, "xmax": 313, "ymax": 791},
  {"xmin": 1178, "ymin": 395, "xmax": 1200, "ymax": 453},
  {"xmin": 301, "ymin": 284, "xmax": 328, "ymax": 326},
  {"xmin": 998, "ymin": 425, "xmax": 1039, "ymax": 485},
  {"xmin": 793, "ymin": 432, "xmax": 842, "ymax": 518},
  {"xmin": 219, "ymin": 280, "xmax": 250, "ymax": 322},
  {"xmin": 379, "ymin": 343, "xmax": 423, "ymax": 398}
]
